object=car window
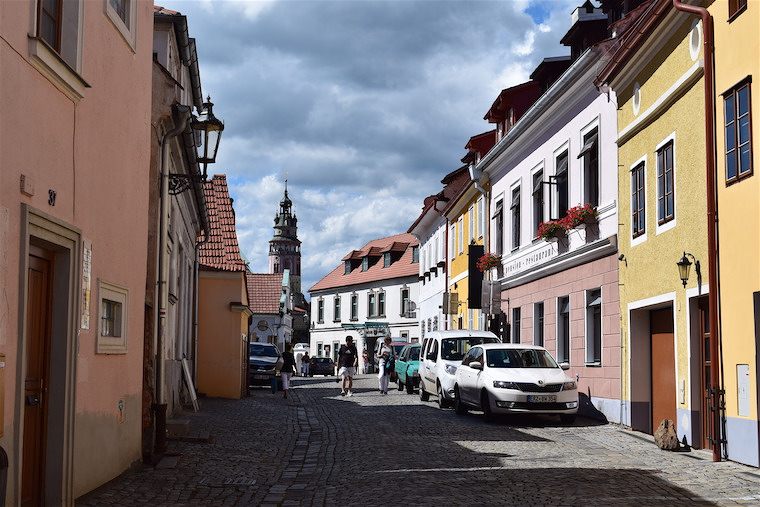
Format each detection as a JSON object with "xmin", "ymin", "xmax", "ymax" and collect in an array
[
  {"xmin": 440, "ymin": 337, "xmax": 497, "ymax": 361},
  {"xmin": 421, "ymin": 339, "xmax": 429, "ymax": 356},
  {"xmin": 409, "ymin": 346, "xmax": 420, "ymax": 361},
  {"xmin": 249, "ymin": 344, "xmax": 279, "ymax": 357},
  {"xmin": 400, "ymin": 346, "xmax": 409, "ymax": 361},
  {"xmin": 427, "ymin": 340, "xmax": 438, "ymax": 362},
  {"xmin": 486, "ymin": 348, "xmax": 559, "ymax": 368},
  {"xmin": 475, "ymin": 348, "xmax": 484, "ymax": 364},
  {"xmin": 461, "ymin": 347, "xmax": 477, "ymax": 366}
]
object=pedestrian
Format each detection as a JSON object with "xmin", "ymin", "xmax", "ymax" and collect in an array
[
  {"xmin": 376, "ymin": 336, "xmax": 394, "ymax": 394},
  {"xmin": 337, "ymin": 336, "xmax": 358, "ymax": 396},
  {"xmin": 301, "ymin": 351, "xmax": 310, "ymax": 377},
  {"xmin": 362, "ymin": 349, "xmax": 369, "ymax": 374},
  {"xmin": 281, "ymin": 342, "xmax": 295, "ymax": 399}
]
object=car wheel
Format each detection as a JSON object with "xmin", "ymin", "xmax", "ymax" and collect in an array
[
  {"xmin": 406, "ymin": 377, "xmax": 414, "ymax": 394},
  {"xmin": 560, "ymin": 414, "xmax": 576, "ymax": 425},
  {"xmin": 454, "ymin": 386, "xmax": 467, "ymax": 415},
  {"xmin": 481, "ymin": 390, "xmax": 494, "ymax": 422},
  {"xmin": 437, "ymin": 382, "xmax": 450, "ymax": 409},
  {"xmin": 419, "ymin": 382, "xmax": 430, "ymax": 402}
]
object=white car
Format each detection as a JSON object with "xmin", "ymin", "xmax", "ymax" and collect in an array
[
  {"xmin": 418, "ymin": 330, "xmax": 500, "ymax": 408},
  {"xmin": 452, "ymin": 343, "xmax": 579, "ymax": 423}
]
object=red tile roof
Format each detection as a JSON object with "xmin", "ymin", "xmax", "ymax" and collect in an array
[
  {"xmin": 246, "ymin": 271, "xmax": 284, "ymax": 314},
  {"xmin": 199, "ymin": 175, "xmax": 247, "ymax": 272},
  {"xmin": 154, "ymin": 5, "xmax": 181, "ymax": 15},
  {"xmin": 310, "ymin": 233, "xmax": 419, "ymax": 292},
  {"xmin": 483, "ymin": 81, "xmax": 542, "ymax": 123},
  {"xmin": 407, "ymin": 166, "xmax": 471, "ymax": 234}
]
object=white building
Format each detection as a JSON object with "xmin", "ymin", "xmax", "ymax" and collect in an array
[
  {"xmin": 408, "ymin": 166, "xmax": 471, "ymax": 338},
  {"xmin": 309, "ymin": 233, "xmax": 420, "ymax": 371},
  {"xmin": 246, "ymin": 269, "xmax": 293, "ymax": 352}
]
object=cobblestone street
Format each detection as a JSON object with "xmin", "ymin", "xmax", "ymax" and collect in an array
[{"xmin": 79, "ymin": 376, "xmax": 760, "ymax": 506}]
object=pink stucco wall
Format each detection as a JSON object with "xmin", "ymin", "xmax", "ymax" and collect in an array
[{"xmin": 0, "ymin": 0, "xmax": 153, "ymax": 502}]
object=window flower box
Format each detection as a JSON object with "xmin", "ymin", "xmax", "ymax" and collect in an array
[
  {"xmin": 564, "ymin": 204, "xmax": 598, "ymax": 229},
  {"xmin": 476, "ymin": 253, "xmax": 502, "ymax": 272},
  {"xmin": 538, "ymin": 220, "xmax": 568, "ymax": 241}
]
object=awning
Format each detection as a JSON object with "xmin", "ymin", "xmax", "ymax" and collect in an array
[{"xmin": 577, "ymin": 132, "xmax": 598, "ymax": 159}]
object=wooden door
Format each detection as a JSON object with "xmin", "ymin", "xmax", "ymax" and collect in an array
[
  {"xmin": 698, "ymin": 297, "xmax": 713, "ymax": 449},
  {"xmin": 22, "ymin": 248, "xmax": 54, "ymax": 506},
  {"xmin": 650, "ymin": 308, "xmax": 676, "ymax": 432}
]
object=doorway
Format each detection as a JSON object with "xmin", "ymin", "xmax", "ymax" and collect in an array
[
  {"xmin": 650, "ymin": 308, "xmax": 676, "ymax": 430},
  {"xmin": 697, "ymin": 297, "xmax": 713, "ymax": 450}
]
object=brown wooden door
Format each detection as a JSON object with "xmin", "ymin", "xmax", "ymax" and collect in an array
[
  {"xmin": 698, "ymin": 297, "xmax": 713, "ymax": 449},
  {"xmin": 22, "ymin": 248, "xmax": 53, "ymax": 506},
  {"xmin": 650, "ymin": 308, "xmax": 676, "ymax": 432}
]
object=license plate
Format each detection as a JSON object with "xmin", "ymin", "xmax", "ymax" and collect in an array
[
  {"xmin": 527, "ymin": 395, "xmax": 556, "ymax": 403},
  {"xmin": 253, "ymin": 375, "xmax": 270, "ymax": 380}
]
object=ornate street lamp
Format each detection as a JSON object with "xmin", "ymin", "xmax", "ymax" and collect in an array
[
  {"xmin": 677, "ymin": 251, "xmax": 701, "ymax": 288},
  {"xmin": 192, "ymin": 96, "xmax": 224, "ymax": 178}
]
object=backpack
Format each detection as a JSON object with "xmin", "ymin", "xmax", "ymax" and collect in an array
[{"xmin": 385, "ymin": 350, "xmax": 395, "ymax": 372}]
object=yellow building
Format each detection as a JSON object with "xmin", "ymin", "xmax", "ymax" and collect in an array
[
  {"xmin": 445, "ymin": 180, "xmax": 487, "ymax": 330},
  {"xmin": 710, "ymin": 0, "xmax": 760, "ymax": 467},
  {"xmin": 597, "ymin": 1, "xmax": 712, "ymax": 447}
]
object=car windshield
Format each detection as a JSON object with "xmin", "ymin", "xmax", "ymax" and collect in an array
[
  {"xmin": 393, "ymin": 345, "xmax": 405, "ymax": 355},
  {"xmin": 486, "ymin": 348, "xmax": 559, "ymax": 369},
  {"xmin": 316, "ymin": 358, "xmax": 331, "ymax": 363},
  {"xmin": 409, "ymin": 347, "xmax": 420, "ymax": 361},
  {"xmin": 249, "ymin": 344, "xmax": 278, "ymax": 357},
  {"xmin": 441, "ymin": 337, "xmax": 499, "ymax": 361}
]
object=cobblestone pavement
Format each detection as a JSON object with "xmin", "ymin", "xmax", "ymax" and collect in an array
[{"xmin": 78, "ymin": 375, "xmax": 760, "ymax": 506}]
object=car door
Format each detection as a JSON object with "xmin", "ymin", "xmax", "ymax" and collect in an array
[
  {"xmin": 458, "ymin": 348, "xmax": 477, "ymax": 404},
  {"xmin": 397, "ymin": 346, "xmax": 409, "ymax": 382},
  {"xmin": 422, "ymin": 339, "xmax": 438, "ymax": 391},
  {"xmin": 471, "ymin": 347, "xmax": 485, "ymax": 402}
]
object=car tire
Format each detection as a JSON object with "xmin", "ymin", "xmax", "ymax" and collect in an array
[
  {"xmin": 406, "ymin": 376, "xmax": 414, "ymax": 394},
  {"xmin": 454, "ymin": 386, "xmax": 467, "ymax": 415},
  {"xmin": 481, "ymin": 390, "xmax": 494, "ymax": 422},
  {"xmin": 437, "ymin": 382, "xmax": 450, "ymax": 409},
  {"xmin": 560, "ymin": 414, "xmax": 576, "ymax": 424},
  {"xmin": 419, "ymin": 383, "xmax": 430, "ymax": 402}
]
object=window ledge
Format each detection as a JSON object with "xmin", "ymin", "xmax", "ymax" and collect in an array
[
  {"xmin": 585, "ymin": 361, "xmax": 602, "ymax": 367},
  {"xmin": 28, "ymin": 36, "xmax": 90, "ymax": 101}
]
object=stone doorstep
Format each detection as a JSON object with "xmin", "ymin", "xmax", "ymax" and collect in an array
[{"xmin": 166, "ymin": 418, "xmax": 191, "ymax": 437}]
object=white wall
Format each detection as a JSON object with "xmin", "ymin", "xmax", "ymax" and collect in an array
[{"xmin": 416, "ymin": 217, "xmax": 447, "ymax": 338}]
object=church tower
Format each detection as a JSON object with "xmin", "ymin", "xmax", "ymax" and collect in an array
[{"xmin": 269, "ymin": 181, "xmax": 302, "ymax": 294}]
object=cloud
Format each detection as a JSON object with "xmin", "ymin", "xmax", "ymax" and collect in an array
[{"xmin": 163, "ymin": 0, "xmax": 582, "ymax": 295}]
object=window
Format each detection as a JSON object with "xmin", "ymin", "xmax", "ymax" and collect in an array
[
  {"xmin": 510, "ymin": 187, "xmax": 520, "ymax": 251},
  {"xmin": 97, "ymin": 280, "xmax": 128, "ymax": 354},
  {"xmin": 333, "ymin": 295, "xmax": 341, "ymax": 322},
  {"xmin": 586, "ymin": 289, "xmax": 602, "ymax": 364},
  {"xmin": 400, "ymin": 287, "xmax": 410, "ymax": 316},
  {"xmin": 368, "ymin": 293, "xmax": 376, "ymax": 317},
  {"xmin": 724, "ymin": 79, "xmax": 753, "ymax": 183},
  {"xmin": 468, "ymin": 309, "xmax": 473, "ymax": 330},
  {"xmin": 433, "ymin": 316, "xmax": 438, "ymax": 331},
  {"xmin": 378, "ymin": 291, "xmax": 386, "ymax": 317},
  {"xmin": 511, "ymin": 307, "xmax": 521, "ymax": 343},
  {"xmin": 656, "ymin": 141, "xmax": 675, "ymax": 225},
  {"xmin": 532, "ymin": 171, "xmax": 544, "ymax": 237},
  {"xmin": 317, "ymin": 343, "xmax": 323, "ymax": 357},
  {"xmin": 106, "ymin": 0, "xmax": 136, "ymax": 49},
  {"xmin": 468, "ymin": 206, "xmax": 474, "ymax": 243},
  {"xmin": 556, "ymin": 151, "xmax": 569, "ymax": 217},
  {"xmin": 350, "ymin": 293, "xmax": 358, "ymax": 320},
  {"xmin": 38, "ymin": 0, "xmax": 63, "ymax": 51},
  {"xmin": 344, "ymin": 260, "xmax": 351, "ymax": 275},
  {"xmin": 421, "ymin": 249, "xmax": 426, "ymax": 272},
  {"xmin": 629, "ymin": 162, "xmax": 646, "ymax": 239},
  {"xmin": 449, "ymin": 224, "xmax": 456, "ymax": 259},
  {"xmin": 729, "ymin": 0, "xmax": 747, "ymax": 19},
  {"xmin": 361, "ymin": 257, "xmax": 369, "ymax": 271},
  {"xmin": 317, "ymin": 298, "xmax": 324, "ymax": 323},
  {"xmin": 457, "ymin": 217, "xmax": 464, "ymax": 253},
  {"xmin": 493, "ymin": 199, "xmax": 504, "ymax": 255},
  {"xmin": 478, "ymin": 197, "xmax": 485, "ymax": 238},
  {"xmin": 557, "ymin": 296, "xmax": 570, "ymax": 363},
  {"xmin": 412, "ymin": 246, "xmax": 419, "ymax": 263},
  {"xmin": 109, "ymin": 0, "xmax": 130, "ymax": 27},
  {"xmin": 534, "ymin": 302, "xmax": 544, "ymax": 346},
  {"xmin": 580, "ymin": 128, "xmax": 599, "ymax": 207}
]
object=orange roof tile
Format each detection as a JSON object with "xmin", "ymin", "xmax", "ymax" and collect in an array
[
  {"xmin": 199, "ymin": 175, "xmax": 247, "ymax": 272},
  {"xmin": 246, "ymin": 271, "xmax": 284, "ymax": 314},
  {"xmin": 310, "ymin": 233, "xmax": 419, "ymax": 293}
]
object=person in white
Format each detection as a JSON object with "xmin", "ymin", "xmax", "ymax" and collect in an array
[{"xmin": 376, "ymin": 336, "xmax": 393, "ymax": 395}]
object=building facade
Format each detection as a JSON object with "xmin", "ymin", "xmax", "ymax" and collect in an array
[
  {"xmin": 309, "ymin": 233, "xmax": 419, "ymax": 371},
  {"xmin": 0, "ymin": 0, "xmax": 153, "ymax": 502},
  {"xmin": 247, "ymin": 270, "xmax": 293, "ymax": 352}
]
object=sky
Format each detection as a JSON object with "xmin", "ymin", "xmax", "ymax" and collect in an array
[{"xmin": 163, "ymin": 0, "xmax": 581, "ymax": 294}]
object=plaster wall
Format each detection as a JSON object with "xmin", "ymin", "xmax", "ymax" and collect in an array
[{"xmin": 417, "ymin": 217, "xmax": 447, "ymax": 337}]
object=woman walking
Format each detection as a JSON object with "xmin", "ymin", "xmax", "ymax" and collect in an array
[
  {"xmin": 376, "ymin": 336, "xmax": 393, "ymax": 395},
  {"xmin": 281, "ymin": 342, "xmax": 296, "ymax": 399}
]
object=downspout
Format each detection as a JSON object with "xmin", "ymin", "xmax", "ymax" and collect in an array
[
  {"xmin": 671, "ymin": 0, "xmax": 722, "ymax": 463},
  {"xmin": 155, "ymin": 105, "xmax": 192, "ymax": 456},
  {"xmin": 192, "ymin": 217, "xmax": 208, "ymax": 387}
]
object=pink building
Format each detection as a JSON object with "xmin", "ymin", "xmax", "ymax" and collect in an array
[{"xmin": 0, "ymin": 0, "xmax": 153, "ymax": 503}]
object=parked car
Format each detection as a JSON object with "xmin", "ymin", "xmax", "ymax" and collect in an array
[
  {"xmin": 419, "ymin": 330, "xmax": 500, "ymax": 408},
  {"xmin": 453, "ymin": 343, "xmax": 578, "ymax": 423},
  {"xmin": 395, "ymin": 344, "xmax": 420, "ymax": 394},
  {"xmin": 248, "ymin": 342, "xmax": 282, "ymax": 386},
  {"xmin": 309, "ymin": 357, "xmax": 336, "ymax": 377},
  {"xmin": 373, "ymin": 339, "xmax": 409, "ymax": 381}
]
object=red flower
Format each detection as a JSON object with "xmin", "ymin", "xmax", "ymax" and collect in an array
[
  {"xmin": 476, "ymin": 253, "xmax": 502, "ymax": 272},
  {"xmin": 564, "ymin": 204, "xmax": 597, "ymax": 228},
  {"xmin": 537, "ymin": 220, "xmax": 567, "ymax": 240}
]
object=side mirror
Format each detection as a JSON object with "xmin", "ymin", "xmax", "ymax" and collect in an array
[
  {"xmin": 426, "ymin": 352, "xmax": 436, "ymax": 361},
  {"xmin": 470, "ymin": 361, "xmax": 483, "ymax": 370},
  {"xmin": 560, "ymin": 363, "xmax": 570, "ymax": 371}
]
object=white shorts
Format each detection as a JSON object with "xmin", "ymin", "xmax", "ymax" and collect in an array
[{"xmin": 338, "ymin": 367, "xmax": 356, "ymax": 379}]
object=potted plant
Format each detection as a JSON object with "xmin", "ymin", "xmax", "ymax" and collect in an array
[
  {"xmin": 564, "ymin": 204, "xmax": 598, "ymax": 228},
  {"xmin": 538, "ymin": 219, "xmax": 568, "ymax": 241},
  {"xmin": 476, "ymin": 252, "xmax": 502, "ymax": 272}
]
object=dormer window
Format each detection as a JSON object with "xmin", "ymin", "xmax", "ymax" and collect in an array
[
  {"xmin": 344, "ymin": 260, "xmax": 351, "ymax": 275},
  {"xmin": 383, "ymin": 252, "xmax": 391, "ymax": 268},
  {"xmin": 411, "ymin": 246, "xmax": 419, "ymax": 263},
  {"xmin": 361, "ymin": 257, "xmax": 369, "ymax": 271}
]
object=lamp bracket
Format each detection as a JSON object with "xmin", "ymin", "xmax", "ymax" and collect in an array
[{"xmin": 169, "ymin": 173, "xmax": 206, "ymax": 195}]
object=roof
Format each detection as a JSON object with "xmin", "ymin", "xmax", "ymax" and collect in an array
[
  {"xmin": 246, "ymin": 271, "xmax": 284, "ymax": 314},
  {"xmin": 199, "ymin": 175, "xmax": 247, "ymax": 272},
  {"xmin": 310, "ymin": 233, "xmax": 419, "ymax": 293},
  {"xmin": 463, "ymin": 130, "xmax": 497, "ymax": 161},
  {"xmin": 154, "ymin": 5, "xmax": 180, "ymax": 15},
  {"xmin": 483, "ymin": 81, "xmax": 542, "ymax": 122},
  {"xmin": 407, "ymin": 165, "xmax": 471, "ymax": 234}
]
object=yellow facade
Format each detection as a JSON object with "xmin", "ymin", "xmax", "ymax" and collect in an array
[
  {"xmin": 446, "ymin": 184, "xmax": 485, "ymax": 330},
  {"xmin": 710, "ymin": 0, "xmax": 760, "ymax": 467},
  {"xmin": 613, "ymin": 12, "xmax": 710, "ymax": 444}
]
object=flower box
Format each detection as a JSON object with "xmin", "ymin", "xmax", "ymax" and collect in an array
[
  {"xmin": 564, "ymin": 204, "xmax": 598, "ymax": 229},
  {"xmin": 476, "ymin": 253, "xmax": 502, "ymax": 272},
  {"xmin": 537, "ymin": 220, "xmax": 567, "ymax": 241}
]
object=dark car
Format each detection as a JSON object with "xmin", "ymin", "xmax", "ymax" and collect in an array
[
  {"xmin": 309, "ymin": 357, "xmax": 335, "ymax": 376},
  {"xmin": 248, "ymin": 342, "xmax": 282, "ymax": 386}
]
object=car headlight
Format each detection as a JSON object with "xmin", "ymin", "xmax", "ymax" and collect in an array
[
  {"xmin": 444, "ymin": 364, "xmax": 458, "ymax": 375},
  {"xmin": 562, "ymin": 381, "xmax": 577, "ymax": 390},
  {"xmin": 493, "ymin": 381, "xmax": 519, "ymax": 389}
]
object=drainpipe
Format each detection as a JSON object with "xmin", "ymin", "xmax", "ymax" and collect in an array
[
  {"xmin": 671, "ymin": 0, "xmax": 722, "ymax": 463},
  {"xmin": 155, "ymin": 105, "xmax": 192, "ymax": 456},
  {"xmin": 192, "ymin": 230, "xmax": 208, "ymax": 387}
]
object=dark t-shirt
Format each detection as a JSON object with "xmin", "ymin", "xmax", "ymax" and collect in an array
[
  {"xmin": 338, "ymin": 344, "xmax": 357, "ymax": 368},
  {"xmin": 282, "ymin": 351, "xmax": 295, "ymax": 373}
]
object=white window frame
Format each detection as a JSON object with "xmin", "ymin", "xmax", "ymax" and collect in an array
[
  {"xmin": 533, "ymin": 301, "xmax": 544, "ymax": 346},
  {"xmin": 584, "ymin": 288, "xmax": 603, "ymax": 365},
  {"xmin": 553, "ymin": 141, "xmax": 571, "ymax": 219},
  {"xmin": 457, "ymin": 217, "xmax": 464, "ymax": 254},
  {"xmin": 468, "ymin": 205, "xmax": 475, "ymax": 244},
  {"xmin": 333, "ymin": 294, "xmax": 341, "ymax": 322},
  {"xmin": 104, "ymin": 0, "xmax": 137, "ymax": 51},
  {"xmin": 580, "ymin": 117, "xmax": 601, "ymax": 207},
  {"xmin": 449, "ymin": 224, "xmax": 456, "ymax": 260},
  {"xmin": 655, "ymin": 132, "xmax": 677, "ymax": 236},
  {"xmin": 477, "ymin": 196, "xmax": 485, "ymax": 239},
  {"xmin": 556, "ymin": 296, "xmax": 570, "ymax": 364},
  {"xmin": 630, "ymin": 154, "xmax": 648, "ymax": 247},
  {"xmin": 317, "ymin": 297, "xmax": 324, "ymax": 323},
  {"xmin": 509, "ymin": 179, "xmax": 521, "ymax": 251},
  {"xmin": 97, "ymin": 280, "xmax": 129, "ymax": 354}
]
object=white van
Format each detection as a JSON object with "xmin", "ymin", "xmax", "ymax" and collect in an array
[{"xmin": 419, "ymin": 330, "xmax": 500, "ymax": 408}]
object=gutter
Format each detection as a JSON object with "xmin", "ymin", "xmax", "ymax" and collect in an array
[{"xmin": 671, "ymin": 0, "xmax": 723, "ymax": 464}]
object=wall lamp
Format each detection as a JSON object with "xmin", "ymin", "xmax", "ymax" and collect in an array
[{"xmin": 677, "ymin": 252, "xmax": 701, "ymax": 288}]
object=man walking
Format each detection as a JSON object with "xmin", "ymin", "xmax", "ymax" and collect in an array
[{"xmin": 337, "ymin": 336, "xmax": 358, "ymax": 396}]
